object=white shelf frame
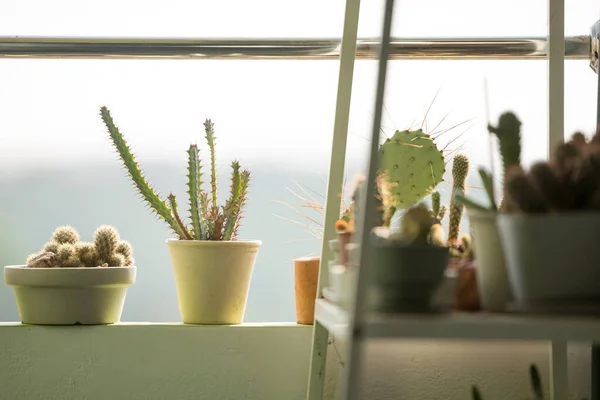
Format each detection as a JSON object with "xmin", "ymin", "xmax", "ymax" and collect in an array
[{"xmin": 305, "ymin": 0, "xmax": 593, "ymax": 399}]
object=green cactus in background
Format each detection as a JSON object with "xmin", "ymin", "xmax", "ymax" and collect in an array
[
  {"xmin": 100, "ymin": 106, "xmax": 250, "ymax": 241},
  {"xmin": 505, "ymin": 130, "xmax": 600, "ymax": 213},
  {"xmin": 386, "ymin": 203, "xmax": 447, "ymax": 248},
  {"xmin": 448, "ymin": 154, "xmax": 469, "ymax": 244},
  {"xmin": 379, "ymin": 129, "xmax": 446, "ymax": 210},
  {"xmin": 25, "ymin": 225, "xmax": 135, "ymax": 268},
  {"xmin": 488, "ymin": 111, "xmax": 522, "ymax": 178},
  {"xmin": 430, "ymin": 191, "xmax": 446, "ymax": 223}
]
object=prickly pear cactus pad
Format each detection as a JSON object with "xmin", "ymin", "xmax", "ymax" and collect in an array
[{"xmin": 379, "ymin": 129, "xmax": 445, "ymax": 210}]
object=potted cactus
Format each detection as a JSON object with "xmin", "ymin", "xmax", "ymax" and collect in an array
[
  {"xmin": 4, "ymin": 225, "xmax": 136, "ymax": 325},
  {"xmin": 369, "ymin": 202, "xmax": 449, "ymax": 313},
  {"xmin": 455, "ymin": 111, "xmax": 521, "ymax": 312},
  {"xmin": 496, "ymin": 129, "xmax": 600, "ymax": 313},
  {"xmin": 100, "ymin": 106, "xmax": 261, "ymax": 325}
]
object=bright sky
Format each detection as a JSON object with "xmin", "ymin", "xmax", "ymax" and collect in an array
[{"xmin": 0, "ymin": 0, "xmax": 598, "ymax": 173}]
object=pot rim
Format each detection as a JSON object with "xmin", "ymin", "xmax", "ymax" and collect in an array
[
  {"xmin": 165, "ymin": 238, "xmax": 262, "ymax": 247},
  {"xmin": 5, "ymin": 265, "xmax": 136, "ymax": 271},
  {"xmin": 497, "ymin": 211, "xmax": 600, "ymax": 221}
]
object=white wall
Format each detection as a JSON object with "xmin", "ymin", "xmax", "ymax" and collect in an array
[{"xmin": 0, "ymin": 323, "xmax": 591, "ymax": 400}]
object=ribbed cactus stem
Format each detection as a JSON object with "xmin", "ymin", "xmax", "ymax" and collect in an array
[
  {"xmin": 448, "ymin": 154, "xmax": 469, "ymax": 244},
  {"xmin": 167, "ymin": 194, "xmax": 193, "ymax": 240},
  {"xmin": 187, "ymin": 144, "xmax": 208, "ymax": 240},
  {"xmin": 100, "ymin": 106, "xmax": 188, "ymax": 240},
  {"xmin": 204, "ymin": 119, "xmax": 218, "ymax": 215},
  {"xmin": 222, "ymin": 161, "xmax": 242, "ymax": 241}
]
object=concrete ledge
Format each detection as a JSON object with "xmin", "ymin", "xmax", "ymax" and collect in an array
[{"xmin": 0, "ymin": 322, "xmax": 313, "ymax": 400}]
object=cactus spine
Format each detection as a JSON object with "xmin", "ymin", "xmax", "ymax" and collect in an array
[
  {"xmin": 379, "ymin": 129, "xmax": 446, "ymax": 210},
  {"xmin": 26, "ymin": 225, "xmax": 135, "ymax": 268},
  {"xmin": 100, "ymin": 107, "xmax": 250, "ymax": 241},
  {"xmin": 448, "ymin": 154, "xmax": 469, "ymax": 244}
]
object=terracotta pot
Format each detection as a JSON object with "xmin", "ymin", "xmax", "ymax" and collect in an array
[
  {"xmin": 454, "ymin": 262, "xmax": 481, "ymax": 311},
  {"xmin": 166, "ymin": 239, "xmax": 261, "ymax": 325},
  {"xmin": 337, "ymin": 231, "xmax": 353, "ymax": 267},
  {"xmin": 294, "ymin": 257, "xmax": 320, "ymax": 324}
]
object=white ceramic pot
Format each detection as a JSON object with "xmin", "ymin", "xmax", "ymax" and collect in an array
[
  {"xmin": 468, "ymin": 209, "xmax": 513, "ymax": 312},
  {"xmin": 497, "ymin": 213, "xmax": 600, "ymax": 309},
  {"xmin": 166, "ymin": 239, "xmax": 261, "ymax": 325},
  {"xmin": 4, "ymin": 265, "xmax": 136, "ymax": 325}
]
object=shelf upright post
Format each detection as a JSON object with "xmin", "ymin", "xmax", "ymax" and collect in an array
[
  {"xmin": 548, "ymin": 0, "xmax": 565, "ymax": 154},
  {"xmin": 339, "ymin": 0, "xmax": 397, "ymax": 399},
  {"xmin": 306, "ymin": 0, "xmax": 361, "ymax": 398},
  {"xmin": 589, "ymin": 18, "xmax": 600, "ymax": 400}
]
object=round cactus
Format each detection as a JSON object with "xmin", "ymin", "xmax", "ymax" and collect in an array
[
  {"xmin": 107, "ymin": 253, "xmax": 126, "ymax": 267},
  {"xmin": 379, "ymin": 129, "xmax": 445, "ymax": 210},
  {"xmin": 62, "ymin": 255, "xmax": 85, "ymax": 268},
  {"xmin": 75, "ymin": 242, "xmax": 98, "ymax": 268},
  {"xmin": 26, "ymin": 252, "xmax": 59, "ymax": 268},
  {"xmin": 51, "ymin": 226, "xmax": 80, "ymax": 245},
  {"xmin": 115, "ymin": 240, "xmax": 133, "ymax": 258},
  {"xmin": 94, "ymin": 225, "xmax": 120, "ymax": 261},
  {"xmin": 56, "ymin": 243, "xmax": 76, "ymax": 262},
  {"xmin": 43, "ymin": 241, "xmax": 59, "ymax": 254}
]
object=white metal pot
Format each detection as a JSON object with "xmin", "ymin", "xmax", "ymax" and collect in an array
[
  {"xmin": 166, "ymin": 239, "xmax": 261, "ymax": 325},
  {"xmin": 468, "ymin": 209, "xmax": 513, "ymax": 312},
  {"xmin": 4, "ymin": 265, "xmax": 136, "ymax": 325},
  {"xmin": 497, "ymin": 213, "xmax": 600, "ymax": 309}
]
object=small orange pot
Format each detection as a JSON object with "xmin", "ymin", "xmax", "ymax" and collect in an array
[{"xmin": 294, "ymin": 257, "xmax": 320, "ymax": 325}]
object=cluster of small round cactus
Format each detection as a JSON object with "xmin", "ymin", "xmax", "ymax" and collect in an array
[{"xmin": 26, "ymin": 225, "xmax": 134, "ymax": 268}]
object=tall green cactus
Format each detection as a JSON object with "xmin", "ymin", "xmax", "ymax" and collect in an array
[
  {"xmin": 488, "ymin": 111, "xmax": 522, "ymax": 178},
  {"xmin": 100, "ymin": 106, "xmax": 251, "ymax": 241},
  {"xmin": 448, "ymin": 154, "xmax": 469, "ymax": 244},
  {"xmin": 379, "ymin": 129, "xmax": 446, "ymax": 210}
]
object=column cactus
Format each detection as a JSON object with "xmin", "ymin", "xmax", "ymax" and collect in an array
[
  {"xmin": 100, "ymin": 106, "xmax": 250, "ymax": 241},
  {"xmin": 448, "ymin": 154, "xmax": 470, "ymax": 244}
]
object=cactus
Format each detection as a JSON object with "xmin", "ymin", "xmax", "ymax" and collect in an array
[
  {"xmin": 488, "ymin": 111, "xmax": 522, "ymax": 178},
  {"xmin": 100, "ymin": 106, "xmax": 250, "ymax": 241},
  {"xmin": 94, "ymin": 225, "xmax": 119, "ymax": 261},
  {"xmin": 430, "ymin": 191, "xmax": 446, "ymax": 222},
  {"xmin": 505, "ymin": 130, "xmax": 600, "ymax": 213},
  {"xmin": 379, "ymin": 129, "xmax": 446, "ymax": 210},
  {"xmin": 386, "ymin": 203, "xmax": 447, "ymax": 248},
  {"xmin": 448, "ymin": 154, "xmax": 469, "ymax": 244},
  {"xmin": 52, "ymin": 226, "xmax": 80, "ymax": 245},
  {"xmin": 25, "ymin": 225, "xmax": 135, "ymax": 268}
]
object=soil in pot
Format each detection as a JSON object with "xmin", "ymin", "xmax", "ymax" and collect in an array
[
  {"xmin": 4, "ymin": 265, "xmax": 136, "ymax": 325},
  {"xmin": 498, "ymin": 213, "xmax": 600, "ymax": 313},
  {"xmin": 294, "ymin": 256, "xmax": 320, "ymax": 324},
  {"xmin": 369, "ymin": 243, "xmax": 449, "ymax": 313},
  {"xmin": 167, "ymin": 239, "xmax": 261, "ymax": 325}
]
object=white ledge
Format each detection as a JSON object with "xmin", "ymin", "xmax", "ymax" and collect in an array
[
  {"xmin": 0, "ymin": 320, "xmax": 314, "ymax": 400},
  {"xmin": 0, "ymin": 321, "xmax": 308, "ymax": 328}
]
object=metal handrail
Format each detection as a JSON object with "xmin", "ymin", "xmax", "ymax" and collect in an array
[{"xmin": 0, "ymin": 36, "xmax": 590, "ymax": 60}]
